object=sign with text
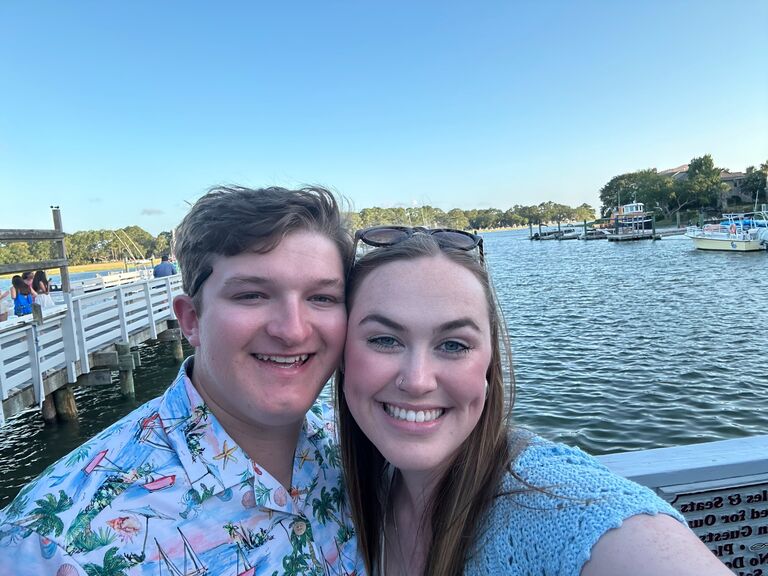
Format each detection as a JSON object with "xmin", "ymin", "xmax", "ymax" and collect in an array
[{"xmin": 669, "ymin": 482, "xmax": 768, "ymax": 575}]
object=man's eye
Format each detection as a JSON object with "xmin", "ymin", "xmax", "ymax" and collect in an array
[
  {"xmin": 310, "ymin": 294, "xmax": 340, "ymax": 304},
  {"xmin": 234, "ymin": 292, "xmax": 265, "ymax": 300}
]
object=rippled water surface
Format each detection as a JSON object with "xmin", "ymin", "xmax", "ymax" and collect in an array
[{"xmin": 1, "ymin": 231, "xmax": 766, "ymax": 506}]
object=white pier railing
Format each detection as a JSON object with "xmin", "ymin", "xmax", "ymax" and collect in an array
[
  {"xmin": 600, "ymin": 435, "xmax": 768, "ymax": 572},
  {"xmin": 0, "ymin": 274, "xmax": 184, "ymax": 425}
]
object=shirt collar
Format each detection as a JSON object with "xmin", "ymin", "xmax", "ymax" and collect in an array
[{"xmin": 158, "ymin": 358, "xmax": 327, "ymax": 514}]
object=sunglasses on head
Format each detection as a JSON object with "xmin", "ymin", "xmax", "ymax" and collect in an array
[{"xmin": 354, "ymin": 226, "xmax": 484, "ymax": 263}]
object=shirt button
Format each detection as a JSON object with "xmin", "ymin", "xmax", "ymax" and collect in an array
[{"xmin": 293, "ymin": 520, "xmax": 307, "ymax": 536}]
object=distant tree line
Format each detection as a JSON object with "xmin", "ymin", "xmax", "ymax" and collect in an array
[
  {"xmin": 347, "ymin": 202, "xmax": 596, "ymax": 231},
  {"xmin": 5, "ymin": 154, "xmax": 766, "ymax": 268},
  {"xmin": 0, "ymin": 227, "xmax": 173, "ymax": 267},
  {"xmin": 0, "ymin": 202, "xmax": 597, "ymax": 267},
  {"xmin": 598, "ymin": 155, "xmax": 768, "ymax": 219}
]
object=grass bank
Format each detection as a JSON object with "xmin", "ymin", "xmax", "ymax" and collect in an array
[{"xmin": 0, "ymin": 261, "xmax": 150, "ymax": 280}]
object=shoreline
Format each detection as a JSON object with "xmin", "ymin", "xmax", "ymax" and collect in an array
[{"xmin": 0, "ymin": 261, "xmax": 149, "ymax": 280}]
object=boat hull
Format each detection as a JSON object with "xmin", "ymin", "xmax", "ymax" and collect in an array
[{"xmin": 687, "ymin": 235, "xmax": 765, "ymax": 252}]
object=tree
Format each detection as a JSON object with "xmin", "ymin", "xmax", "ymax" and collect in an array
[
  {"xmin": 152, "ymin": 231, "xmax": 173, "ymax": 257},
  {"xmin": 598, "ymin": 171, "xmax": 664, "ymax": 217},
  {"xmin": 675, "ymin": 155, "xmax": 726, "ymax": 213},
  {"xmin": 513, "ymin": 204, "xmax": 543, "ymax": 224},
  {"xmin": 742, "ymin": 164, "xmax": 768, "ymax": 205},
  {"xmin": 446, "ymin": 208, "xmax": 469, "ymax": 229},
  {"xmin": 573, "ymin": 203, "xmax": 597, "ymax": 222}
]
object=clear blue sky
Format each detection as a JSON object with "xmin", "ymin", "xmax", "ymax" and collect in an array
[{"xmin": 1, "ymin": 0, "xmax": 766, "ymax": 235}]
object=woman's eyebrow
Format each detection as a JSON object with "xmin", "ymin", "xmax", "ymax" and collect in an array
[
  {"xmin": 358, "ymin": 313, "xmax": 405, "ymax": 331},
  {"xmin": 435, "ymin": 318, "xmax": 482, "ymax": 334}
]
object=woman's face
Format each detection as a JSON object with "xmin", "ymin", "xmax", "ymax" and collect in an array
[{"xmin": 344, "ymin": 254, "xmax": 492, "ymax": 476}]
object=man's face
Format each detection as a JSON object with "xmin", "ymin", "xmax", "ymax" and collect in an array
[{"xmin": 178, "ymin": 231, "xmax": 346, "ymax": 434}]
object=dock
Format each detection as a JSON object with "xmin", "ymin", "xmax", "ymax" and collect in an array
[
  {"xmin": 0, "ymin": 209, "xmax": 185, "ymax": 425},
  {"xmin": 0, "ymin": 273, "xmax": 184, "ymax": 425}
]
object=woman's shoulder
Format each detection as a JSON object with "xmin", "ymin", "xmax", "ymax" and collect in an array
[
  {"xmin": 464, "ymin": 430, "xmax": 684, "ymax": 576},
  {"xmin": 502, "ymin": 429, "xmax": 681, "ymax": 513},
  {"xmin": 507, "ymin": 429, "xmax": 609, "ymax": 484}
]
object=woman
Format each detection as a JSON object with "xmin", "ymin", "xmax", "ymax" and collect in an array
[
  {"xmin": 337, "ymin": 227, "xmax": 730, "ymax": 576},
  {"xmin": 32, "ymin": 270, "xmax": 55, "ymax": 308},
  {"xmin": 31, "ymin": 270, "xmax": 48, "ymax": 295},
  {"xmin": 11, "ymin": 275, "xmax": 34, "ymax": 316}
]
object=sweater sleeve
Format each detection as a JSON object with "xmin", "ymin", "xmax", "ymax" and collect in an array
[{"xmin": 465, "ymin": 434, "xmax": 685, "ymax": 576}]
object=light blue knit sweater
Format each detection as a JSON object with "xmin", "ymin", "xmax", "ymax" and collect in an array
[{"xmin": 464, "ymin": 432, "xmax": 685, "ymax": 575}]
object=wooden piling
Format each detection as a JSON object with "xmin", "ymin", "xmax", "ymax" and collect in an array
[
  {"xmin": 41, "ymin": 395, "xmax": 57, "ymax": 423},
  {"xmin": 115, "ymin": 342, "xmax": 136, "ymax": 398},
  {"xmin": 165, "ymin": 319, "xmax": 184, "ymax": 362},
  {"xmin": 53, "ymin": 387, "xmax": 78, "ymax": 421}
]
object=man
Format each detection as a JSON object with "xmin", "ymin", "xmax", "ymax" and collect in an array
[
  {"xmin": 0, "ymin": 186, "xmax": 361, "ymax": 575},
  {"xmin": 152, "ymin": 254, "xmax": 176, "ymax": 278}
]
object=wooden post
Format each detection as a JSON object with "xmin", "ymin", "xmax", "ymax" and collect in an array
[
  {"xmin": 166, "ymin": 319, "xmax": 184, "ymax": 362},
  {"xmin": 583, "ymin": 219, "xmax": 587, "ymax": 238},
  {"xmin": 53, "ymin": 386, "xmax": 78, "ymax": 421},
  {"xmin": 41, "ymin": 395, "xmax": 57, "ymax": 423},
  {"xmin": 652, "ymin": 216, "xmax": 657, "ymax": 240},
  {"xmin": 528, "ymin": 222, "xmax": 533, "ymax": 239},
  {"xmin": 52, "ymin": 207, "xmax": 71, "ymax": 293},
  {"xmin": 116, "ymin": 341, "xmax": 135, "ymax": 397}
]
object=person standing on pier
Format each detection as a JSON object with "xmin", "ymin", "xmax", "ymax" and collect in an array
[
  {"xmin": 0, "ymin": 186, "xmax": 361, "ymax": 575},
  {"xmin": 152, "ymin": 253, "xmax": 176, "ymax": 278},
  {"xmin": 10, "ymin": 275, "xmax": 34, "ymax": 316}
]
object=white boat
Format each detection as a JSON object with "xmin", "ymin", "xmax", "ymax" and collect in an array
[{"xmin": 685, "ymin": 211, "xmax": 768, "ymax": 252}]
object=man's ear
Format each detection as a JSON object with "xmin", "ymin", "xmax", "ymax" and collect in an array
[{"xmin": 173, "ymin": 295, "xmax": 201, "ymax": 347}]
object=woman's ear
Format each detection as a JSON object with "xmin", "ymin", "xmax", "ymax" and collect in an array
[{"xmin": 173, "ymin": 295, "xmax": 201, "ymax": 347}]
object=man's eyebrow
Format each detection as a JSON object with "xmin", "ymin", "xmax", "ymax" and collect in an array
[{"xmin": 222, "ymin": 276, "xmax": 344, "ymax": 288}]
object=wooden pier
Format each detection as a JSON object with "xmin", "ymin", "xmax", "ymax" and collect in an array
[
  {"xmin": 0, "ymin": 209, "xmax": 185, "ymax": 426},
  {"xmin": 0, "ymin": 274, "xmax": 184, "ymax": 425}
]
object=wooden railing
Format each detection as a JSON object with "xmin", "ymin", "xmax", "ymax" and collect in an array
[{"xmin": 0, "ymin": 274, "xmax": 183, "ymax": 425}]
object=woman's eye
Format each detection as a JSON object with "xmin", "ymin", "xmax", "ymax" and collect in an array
[
  {"xmin": 439, "ymin": 340, "xmax": 470, "ymax": 354},
  {"xmin": 367, "ymin": 336, "xmax": 400, "ymax": 350}
]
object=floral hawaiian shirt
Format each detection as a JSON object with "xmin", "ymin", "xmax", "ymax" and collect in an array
[{"xmin": 0, "ymin": 359, "xmax": 362, "ymax": 575}]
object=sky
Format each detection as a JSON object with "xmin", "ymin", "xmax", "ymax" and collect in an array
[{"xmin": 1, "ymin": 1, "xmax": 766, "ymax": 236}]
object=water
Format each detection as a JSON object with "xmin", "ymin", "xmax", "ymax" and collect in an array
[{"xmin": 1, "ymin": 231, "xmax": 767, "ymax": 506}]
